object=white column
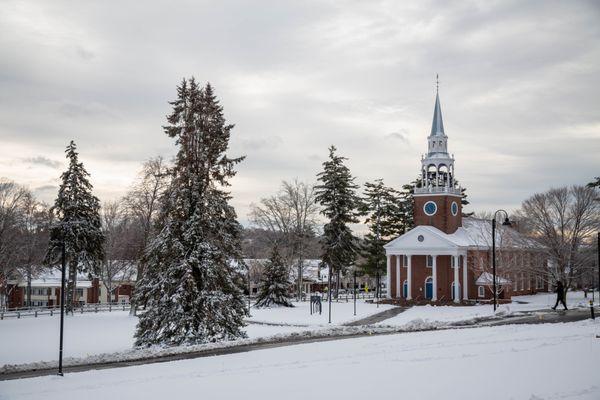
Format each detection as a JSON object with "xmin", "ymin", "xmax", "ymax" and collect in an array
[
  {"xmin": 431, "ymin": 255, "xmax": 438, "ymax": 301},
  {"xmin": 462, "ymin": 253, "xmax": 468, "ymax": 300},
  {"xmin": 386, "ymin": 255, "xmax": 391, "ymax": 299},
  {"xmin": 454, "ymin": 255, "xmax": 460, "ymax": 303},
  {"xmin": 396, "ymin": 256, "xmax": 401, "ymax": 298},
  {"xmin": 407, "ymin": 255, "xmax": 412, "ymax": 300}
]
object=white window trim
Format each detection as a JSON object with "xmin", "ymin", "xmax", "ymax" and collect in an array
[{"xmin": 478, "ymin": 286, "xmax": 485, "ymax": 298}]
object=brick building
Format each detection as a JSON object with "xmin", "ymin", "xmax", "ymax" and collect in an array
[
  {"xmin": 384, "ymin": 88, "xmax": 548, "ymax": 304},
  {"xmin": 4, "ymin": 268, "xmax": 136, "ymax": 309}
]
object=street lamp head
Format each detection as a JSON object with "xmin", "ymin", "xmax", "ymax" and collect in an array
[{"xmin": 502, "ymin": 217, "xmax": 511, "ymax": 226}]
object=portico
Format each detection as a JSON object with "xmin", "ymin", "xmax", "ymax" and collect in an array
[{"xmin": 384, "ymin": 224, "xmax": 471, "ymax": 303}]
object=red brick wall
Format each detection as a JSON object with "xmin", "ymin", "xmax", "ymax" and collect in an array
[{"xmin": 413, "ymin": 194, "xmax": 462, "ymax": 234}]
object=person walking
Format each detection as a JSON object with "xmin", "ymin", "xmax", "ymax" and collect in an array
[{"xmin": 552, "ymin": 280, "xmax": 568, "ymax": 311}]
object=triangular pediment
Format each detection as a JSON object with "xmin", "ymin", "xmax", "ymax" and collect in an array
[{"xmin": 384, "ymin": 225, "xmax": 465, "ymax": 253}]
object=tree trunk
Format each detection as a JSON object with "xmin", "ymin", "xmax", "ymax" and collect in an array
[{"xmin": 66, "ymin": 261, "xmax": 78, "ymax": 314}]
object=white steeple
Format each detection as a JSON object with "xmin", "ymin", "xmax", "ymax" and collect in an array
[{"xmin": 415, "ymin": 77, "xmax": 461, "ymax": 195}]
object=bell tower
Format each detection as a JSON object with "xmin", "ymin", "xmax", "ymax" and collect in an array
[{"xmin": 413, "ymin": 78, "xmax": 462, "ymax": 234}]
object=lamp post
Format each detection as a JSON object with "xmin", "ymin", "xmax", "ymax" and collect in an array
[
  {"xmin": 492, "ymin": 210, "xmax": 511, "ymax": 312},
  {"xmin": 353, "ymin": 269, "xmax": 357, "ymax": 316},
  {"xmin": 328, "ymin": 264, "xmax": 332, "ymax": 324},
  {"xmin": 596, "ymin": 232, "xmax": 599, "ymax": 306},
  {"xmin": 58, "ymin": 241, "xmax": 66, "ymax": 376}
]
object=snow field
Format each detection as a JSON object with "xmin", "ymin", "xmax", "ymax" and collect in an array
[
  {"xmin": 248, "ymin": 299, "xmax": 394, "ymax": 326},
  {"xmin": 1, "ymin": 320, "xmax": 599, "ymax": 400},
  {"xmin": 0, "ymin": 300, "xmax": 388, "ymax": 367}
]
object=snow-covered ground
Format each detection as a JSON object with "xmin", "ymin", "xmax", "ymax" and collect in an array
[
  {"xmin": 379, "ymin": 290, "xmax": 596, "ymax": 327},
  {"xmin": 0, "ymin": 300, "xmax": 387, "ymax": 367},
  {"xmin": 0, "ymin": 311, "xmax": 305, "ymax": 366},
  {"xmin": 248, "ymin": 299, "xmax": 394, "ymax": 326},
  {"xmin": 2, "ymin": 321, "xmax": 598, "ymax": 400},
  {"xmin": 512, "ymin": 290, "xmax": 597, "ymax": 310}
]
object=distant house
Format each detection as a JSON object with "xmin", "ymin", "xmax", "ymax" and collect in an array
[
  {"xmin": 244, "ymin": 259, "xmax": 377, "ymax": 297},
  {"xmin": 384, "ymin": 90, "xmax": 548, "ymax": 304},
  {"xmin": 4, "ymin": 265, "xmax": 137, "ymax": 309}
]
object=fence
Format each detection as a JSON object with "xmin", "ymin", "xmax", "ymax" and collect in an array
[
  {"xmin": 0, "ymin": 302, "xmax": 131, "ymax": 320},
  {"xmin": 2, "ymin": 291, "xmax": 386, "ymax": 320}
]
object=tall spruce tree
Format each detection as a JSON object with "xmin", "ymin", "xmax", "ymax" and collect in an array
[
  {"xmin": 315, "ymin": 146, "xmax": 360, "ymax": 296},
  {"xmin": 45, "ymin": 141, "xmax": 104, "ymax": 314},
  {"xmin": 254, "ymin": 246, "xmax": 293, "ymax": 308},
  {"xmin": 358, "ymin": 179, "xmax": 406, "ymax": 279},
  {"xmin": 134, "ymin": 78, "xmax": 247, "ymax": 347}
]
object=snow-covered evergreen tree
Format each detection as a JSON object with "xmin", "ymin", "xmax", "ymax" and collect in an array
[
  {"xmin": 315, "ymin": 146, "xmax": 360, "ymax": 294},
  {"xmin": 254, "ymin": 246, "xmax": 294, "ymax": 308},
  {"xmin": 45, "ymin": 141, "xmax": 104, "ymax": 313},
  {"xmin": 358, "ymin": 179, "xmax": 405, "ymax": 278},
  {"xmin": 134, "ymin": 78, "xmax": 247, "ymax": 347}
]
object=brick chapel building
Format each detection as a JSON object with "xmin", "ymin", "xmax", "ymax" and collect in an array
[{"xmin": 384, "ymin": 88, "xmax": 548, "ymax": 304}]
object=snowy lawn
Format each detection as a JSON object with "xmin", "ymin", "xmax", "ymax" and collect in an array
[
  {"xmin": 380, "ymin": 290, "xmax": 597, "ymax": 328},
  {"xmin": 513, "ymin": 290, "xmax": 598, "ymax": 310},
  {"xmin": 2, "ymin": 321, "xmax": 599, "ymax": 400},
  {"xmin": 0, "ymin": 300, "xmax": 389, "ymax": 367},
  {"xmin": 0, "ymin": 311, "xmax": 305, "ymax": 366},
  {"xmin": 248, "ymin": 299, "xmax": 394, "ymax": 326}
]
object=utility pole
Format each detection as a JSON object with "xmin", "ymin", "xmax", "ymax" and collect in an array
[
  {"xmin": 375, "ymin": 195, "xmax": 381, "ymax": 308},
  {"xmin": 353, "ymin": 269, "xmax": 357, "ymax": 316},
  {"xmin": 492, "ymin": 217, "xmax": 497, "ymax": 312},
  {"xmin": 58, "ymin": 242, "xmax": 66, "ymax": 376},
  {"xmin": 328, "ymin": 263, "xmax": 332, "ymax": 324}
]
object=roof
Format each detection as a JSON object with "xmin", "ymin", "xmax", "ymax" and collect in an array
[
  {"xmin": 430, "ymin": 92, "xmax": 445, "ymax": 136},
  {"xmin": 385, "ymin": 217, "xmax": 542, "ymax": 253},
  {"xmin": 8, "ymin": 269, "xmax": 93, "ymax": 288},
  {"xmin": 476, "ymin": 272, "xmax": 511, "ymax": 285}
]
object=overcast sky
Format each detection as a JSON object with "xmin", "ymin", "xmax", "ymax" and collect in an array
[{"xmin": 1, "ymin": 0, "xmax": 599, "ymax": 226}]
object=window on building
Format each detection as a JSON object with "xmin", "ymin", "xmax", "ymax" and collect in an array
[
  {"xmin": 76, "ymin": 288, "xmax": 84, "ymax": 298},
  {"xmin": 536, "ymin": 277, "xmax": 544, "ymax": 290},
  {"xmin": 478, "ymin": 286, "xmax": 485, "ymax": 298},
  {"xmin": 403, "ymin": 255, "xmax": 408, "ymax": 266},
  {"xmin": 427, "ymin": 255, "xmax": 433, "ymax": 267}
]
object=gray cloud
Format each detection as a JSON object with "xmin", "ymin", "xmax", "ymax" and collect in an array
[
  {"xmin": 23, "ymin": 156, "xmax": 61, "ymax": 168},
  {"xmin": 386, "ymin": 129, "xmax": 410, "ymax": 143},
  {"xmin": 0, "ymin": 0, "xmax": 599, "ymax": 223}
]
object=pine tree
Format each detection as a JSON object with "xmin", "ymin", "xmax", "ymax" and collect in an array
[
  {"xmin": 315, "ymin": 146, "xmax": 360, "ymax": 296},
  {"xmin": 358, "ymin": 179, "xmax": 405, "ymax": 278},
  {"xmin": 45, "ymin": 141, "xmax": 104, "ymax": 314},
  {"xmin": 134, "ymin": 79, "xmax": 247, "ymax": 347},
  {"xmin": 254, "ymin": 246, "xmax": 294, "ymax": 308}
]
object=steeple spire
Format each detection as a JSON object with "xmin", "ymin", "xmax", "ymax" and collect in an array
[{"xmin": 431, "ymin": 75, "xmax": 445, "ymax": 136}]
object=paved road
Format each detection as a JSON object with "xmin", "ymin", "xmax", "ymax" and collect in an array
[{"xmin": 1, "ymin": 306, "xmax": 595, "ymax": 382}]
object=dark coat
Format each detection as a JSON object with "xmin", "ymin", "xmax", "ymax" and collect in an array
[{"xmin": 555, "ymin": 281, "xmax": 564, "ymax": 297}]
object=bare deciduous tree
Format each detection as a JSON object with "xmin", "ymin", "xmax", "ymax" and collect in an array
[
  {"xmin": 518, "ymin": 185, "xmax": 600, "ymax": 295},
  {"xmin": 249, "ymin": 180, "xmax": 319, "ymax": 300},
  {"xmin": 101, "ymin": 201, "xmax": 136, "ymax": 303},
  {"xmin": 122, "ymin": 157, "xmax": 169, "ymax": 313}
]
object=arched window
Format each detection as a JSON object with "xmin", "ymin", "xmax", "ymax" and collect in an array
[
  {"xmin": 402, "ymin": 280, "xmax": 408, "ymax": 298},
  {"xmin": 478, "ymin": 286, "xmax": 485, "ymax": 298}
]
